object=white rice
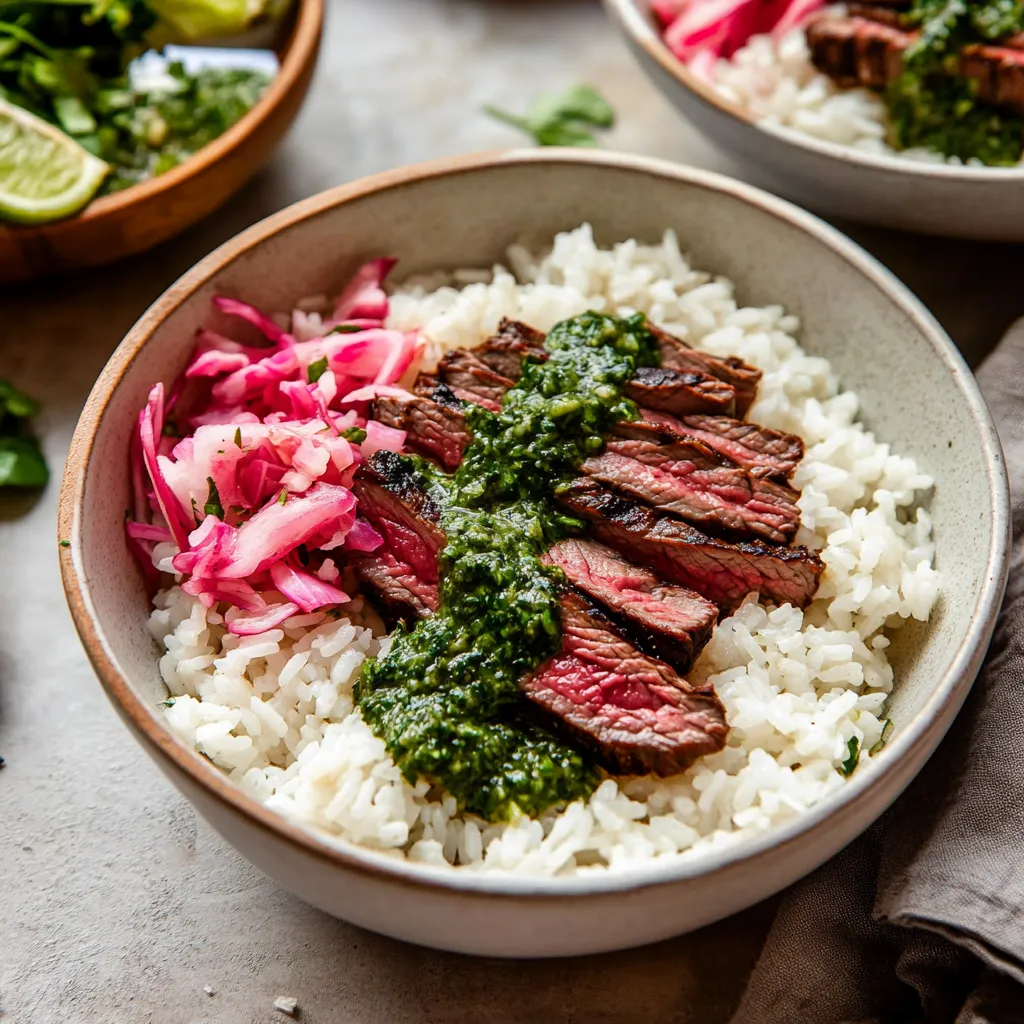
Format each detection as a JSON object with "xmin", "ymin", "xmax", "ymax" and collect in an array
[
  {"xmin": 711, "ymin": 22, "xmax": 1003, "ymax": 166},
  {"xmin": 152, "ymin": 225, "xmax": 940, "ymax": 875}
]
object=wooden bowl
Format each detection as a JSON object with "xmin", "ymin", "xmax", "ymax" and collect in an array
[{"xmin": 0, "ymin": 0, "xmax": 323, "ymax": 284}]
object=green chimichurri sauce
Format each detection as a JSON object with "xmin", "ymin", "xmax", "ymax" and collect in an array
[
  {"xmin": 355, "ymin": 312, "xmax": 660, "ymax": 822},
  {"xmin": 886, "ymin": 0, "xmax": 1024, "ymax": 164}
]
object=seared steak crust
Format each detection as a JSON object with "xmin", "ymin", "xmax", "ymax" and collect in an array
[
  {"xmin": 557, "ymin": 479, "xmax": 823, "ymax": 612},
  {"xmin": 624, "ymin": 367, "xmax": 737, "ymax": 417},
  {"xmin": 543, "ymin": 537, "xmax": 717, "ymax": 673},
  {"xmin": 373, "ymin": 389, "xmax": 472, "ymax": 471},
  {"xmin": 522, "ymin": 591, "xmax": 729, "ymax": 776}
]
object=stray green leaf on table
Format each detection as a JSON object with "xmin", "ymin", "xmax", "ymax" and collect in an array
[
  {"xmin": 0, "ymin": 379, "xmax": 48, "ymax": 489},
  {"xmin": 484, "ymin": 84, "xmax": 615, "ymax": 148}
]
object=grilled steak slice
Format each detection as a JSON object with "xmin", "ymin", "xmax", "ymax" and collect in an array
[
  {"xmin": 542, "ymin": 538, "xmax": 717, "ymax": 673},
  {"xmin": 475, "ymin": 318, "xmax": 548, "ymax": 380},
  {"xmin": 650, "ymin": 325, "xmax": 762, "ymax": 418},
  {"xmin": 522, "ymin": 591, "xmax": 728, "ymax": 776},
  {"xmin": 352, "ymin": 549, "xmax": 440, "ymax": 621},
  {"xmin": 351, "ymin": 451, "xmax": 445, "ymax": 593},
  {"xmin": 557, "ymin": 479, "xmax": 823, "ymax": 611},
  {"xmin": 642, "ymin": 409, "xmax": 804, "ymax": 480},
  {"xmin": 624, "ymin": 367, "xmax": 737, "ymax": 417},
  {"xmin": 373, "ymin": 387, "xmax": 472, "ymax": 472},
  {"xmin": 807, "ymin": 13, "xmax": 1024, "ymax": 112},
  {"xmin": 434, "ymin": 348, "xmax": 516, "ymax": 410},
  {"xmin": 806, "ymin": 14, "xmax": 911, "ymax": 88},
  {"xmin": 584, "ymin": 421, "xmax": 801, "ymax": 544},
  {"xmin": 413, "ymin": 372, "xmax": 502, "ymax": 413}
]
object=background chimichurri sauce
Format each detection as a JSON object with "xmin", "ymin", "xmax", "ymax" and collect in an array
[
  {"xmin": 355, "ymin": 312, "xmax": 660, "ymax": 822},
  {"xmin": 886, "ymin": 0, "xmax": 1024, "ymax": 164}
]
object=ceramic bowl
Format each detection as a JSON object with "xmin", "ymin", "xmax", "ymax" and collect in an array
[
  {"xmin": 603, "ymin": 0, "xmax": 1024, "ymax": 240},
  {"xmin": 0, "ymin": 0, "xmax": 322, "ymax": 285},
  {"xmin": 59, "ymin": 149, "xmax": 1010, "ymax": 958}
]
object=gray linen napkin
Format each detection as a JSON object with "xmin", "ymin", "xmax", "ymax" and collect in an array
[{"xmin": 731, "ymin": 321, "xmax": 1024, "ymax": 1024}]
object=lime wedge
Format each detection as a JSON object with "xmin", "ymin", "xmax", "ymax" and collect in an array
[{"xmin": 0, "ymin": 99, "xmax": 109, "ymax": 225}]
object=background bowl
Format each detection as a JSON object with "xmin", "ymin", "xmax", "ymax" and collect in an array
[
  {"xmin": 0, "ymin": 0, "xmax": 322, "ymax": 285},
  {"xmin": 603, "ymin": 0, "xmax": 1024, "ymax": 240},
  {"xmin": 59, "ymin": 150, "xmax": 1009, "ymax": 958}
]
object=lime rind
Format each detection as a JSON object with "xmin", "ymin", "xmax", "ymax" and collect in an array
[{"xmin": 0, "ymin": 99, "xmax": 109, "ymax": 225}]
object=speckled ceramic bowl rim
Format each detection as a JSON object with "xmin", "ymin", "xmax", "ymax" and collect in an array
[
  {"xmin": 59, "ymin": 148, "xmax": 1010, "ymax": 900},
  {"xmin": 604, "ymin": 0, "xmax": 1024, "ymax": 182}
]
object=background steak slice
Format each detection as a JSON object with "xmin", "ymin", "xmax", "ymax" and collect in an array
[
  {"xmin": 624, "ymin": 367, "xmax": 736, "ymax": 417},
  {"xmin": 351, "ymin": 452, "xmax": 444, "ymax": 587},
  {"xmin": 649, "ymin": 324, "xmax": 762, "ymax": 418},
  {"xmin": 352, "ymin": 549, "xmax": 440, "ymax": 621},
  {"xmin": 644, "ymin": 410, "xmax": 804, "ymax": 480},
  {"xmin": 373, "ymin": 389, "xmax": 472, "ymax": 471},
  {"xmin": 587, "ymin": 422, "xmax": 801, "ymax": 544},
  {"xmin": 543, "ymin": 538, "xmax": 717, "ymax": 673},
  {"xmin": 522, "ymin": 591, "xmax": 728, "ymax": 776},
  {"xmin": 557, "ymin": 480, "xmax": 823, "ymax": 611}
]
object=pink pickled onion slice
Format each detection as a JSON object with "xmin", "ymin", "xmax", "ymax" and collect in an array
[
  {"xmin": 126, "ymin": 521, "xmax": 172, "ymax": 542},
  {"xmin": 213, "ymin": 296, "xmax": 294, "ymax": 347},
  {"xmin": 344, "ymin": 518, "xmax": 383, "ymax": 553},
  {"xmin": 688, "ymin": 47, "xmax": 717, "ymax": 80},
  {"xmin": 172, "ymin": 515, "xmax": 236, "ymax": 578},
  {"xmin": 332, "ymin": 258, "xmax": 397, "ymax": 321},
  {"xmin": 339, "ymin": 383, "xmax": 411, "ymax": 404},
  {"xmin": 219, "ymin": 483, "xmax": 357, "ymax": 579},
  {"xmin": 361, "ymin": 419, "xmax": 407, "ymax": 457},
  {"xmin": 139, "ymin": 384, "xmax": 191, "ymax": 550},
  {"xmin": 269, "ymin": 559, "xmax": 350, "ymax": 613},
  {"xmin": 186, "ymin": 350, "xmax": 250, "ymax": 379},
  {"xmin": 771, "ymin": 0, "xmax": 825, "ymax": 37},
  {"xmin": 227, "ymin": 602, "xmax": 301, "ymax": 635},
  {"xmin": 652, "ymin": 0, "xmax": 689, "ymax": 26}
]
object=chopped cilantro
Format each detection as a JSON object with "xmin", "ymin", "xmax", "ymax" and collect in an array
[
  {"xmin": 234, "ymin": 427, "xmax": 243, "ymax": 448},
  {"xmin": 59, "ymin": 539, "xmax": 70, "ymax": 548},
  {"xmin": 328, "ymin": 324, "xmax": 362, "ymax": 334},
  {"xmin": 307, "ymin": 357, "xmax": 329, "ymax": 383},
  {"xmin": 278, "ymin": 489, "xmax": 287, "ymax": 505},
  {"xmin": 869, "ymin": 719, "xmax": 894, "ymax": 755},
  {"xmin": 204, "ymin": 477, "xmax": 224, "ymax": 518},
  {"xmin": 840, "ymin": 736, "xmax": 861, "ymax": 777},
  {"xmin": 341, "ymin": 426, "xmax": 367, "ymax": 444},
  {"xmin": 484, "ymin": 84, "xmax": 615, "ymax": 147}
]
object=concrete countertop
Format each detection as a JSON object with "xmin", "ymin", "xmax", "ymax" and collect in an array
[{"xmin": 2, "ymin": 1, "xmax": 1022, "ymax": 1021}]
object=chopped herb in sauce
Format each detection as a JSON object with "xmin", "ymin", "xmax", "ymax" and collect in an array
[
  {"xmin": 307, "ymin": 357, "xmax": 328, "ymax": 383},
  {"xmin": 356, "ymin": 313, "xmax": 659, "ymax": 821},
  {"xmin": 203, "ymin": 476, "xmax": 223, "ymax": 518},
  {"xmin": 886, "ymin": 0, "xmax": 1024, "ymax": 163},
  {"xmin": 840, "ymin": 735, "xmax": 861, "ymax": 777}
]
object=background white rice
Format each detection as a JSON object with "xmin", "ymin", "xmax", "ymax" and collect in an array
[
  {"xmin": 711, "ymin": 22, "xmax": 1003, "ymax": 166},
  {"xmin": 152, "ymin": 225, "xmax": 940, "ymax": 876}
]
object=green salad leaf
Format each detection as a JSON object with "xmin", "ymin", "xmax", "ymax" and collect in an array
[
  {"xmin": 0, "ymin": 379, "xmax": 48, "ymax": 489},
  {"xmin": 484, "ymin": 84, "xmax": 615, "ymax": 148}
]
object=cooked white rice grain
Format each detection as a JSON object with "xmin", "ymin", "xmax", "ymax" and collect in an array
[{"xmin": 154, "ymin": 224, "xmax": 940, "ymax": 875}]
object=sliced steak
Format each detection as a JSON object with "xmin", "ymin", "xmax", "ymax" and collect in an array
[
  {"xmin": 806, "ymin": 13, "xmax": 1024, "ymax": 113},
  {"xmin": 624, "ymin": 367, "xmax": 737, "ymax": 417},
  {"xmin": 372, "ymin": 387, "xmax": 472, "ymax": 472},
  {"xmin": 557, "ymin": 479, "xmax": 823, "ymax": 612},
  {"xmin": 351, "ymin": 451, "xmax": 445, "ymax": 592},
  {"xmin": 542, "ymin": 538, "xmax": 717, "ymax": 673},
  {"xmin": 584, "ymin": 421, "xmax": 801, "ymax": 544},
  {"xmin": 352, "ymin": 549, "xmax": 440, "ymax": 621},
  {"xmin": 475, "ymin": 318, "xmax": 548, "ymax": 380},
  {"xmin": 642, "ymin": 409, "xmax": 804, "ymax": 480},
  {"xmin": 434, "ymin": 347, "xmax": 516, "ymax": 410},
  {"xmin": 650, "ymin": 324, "xmax": 762, "ymax": 418},
  {"xmin": 522, "ymin": 591, "xmax": 728, "ymax": 776}
]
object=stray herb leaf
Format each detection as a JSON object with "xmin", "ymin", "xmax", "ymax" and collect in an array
[
  {"xmin": 328, "ymin": 324, "xmax": 362, "ymax": 334},
  {"xmin": 233, "ymin": 427, "xmax": 243, "ymax": 448},
  {"xmin": 341, "ymin": 426, "xmax": 367, "ymax": 444},
  {"xmin": 278, "ymin": 488, "xmax": 287, "ymax": 505},
  {"xmin": 204, "ymin": 476, "xmax": 223, "ymax": 518},
  {"xmin": 869, "ymin": 719, "xmax": 894, "ymax": 755},
  {"xmin": 59, "ymin": 539, "xmax": 70, "ymax": 548},
  {"xmin": 159, "ymin": 697, "xmax": 175, "ymax": 708},
  {"xmin": 840, "ymin": 736, "xmax": 861, "ymax": 777},
  {"xmin": 0, "ymin": 379, "xmax": 48, "ymax": 490},
  {"xmin": 484, "ymin": 84, "xmax": 615, "ymax": 148},
  {"xmin": 307, "ymin": 356, "xmax": 329, "ymax": 383}
]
